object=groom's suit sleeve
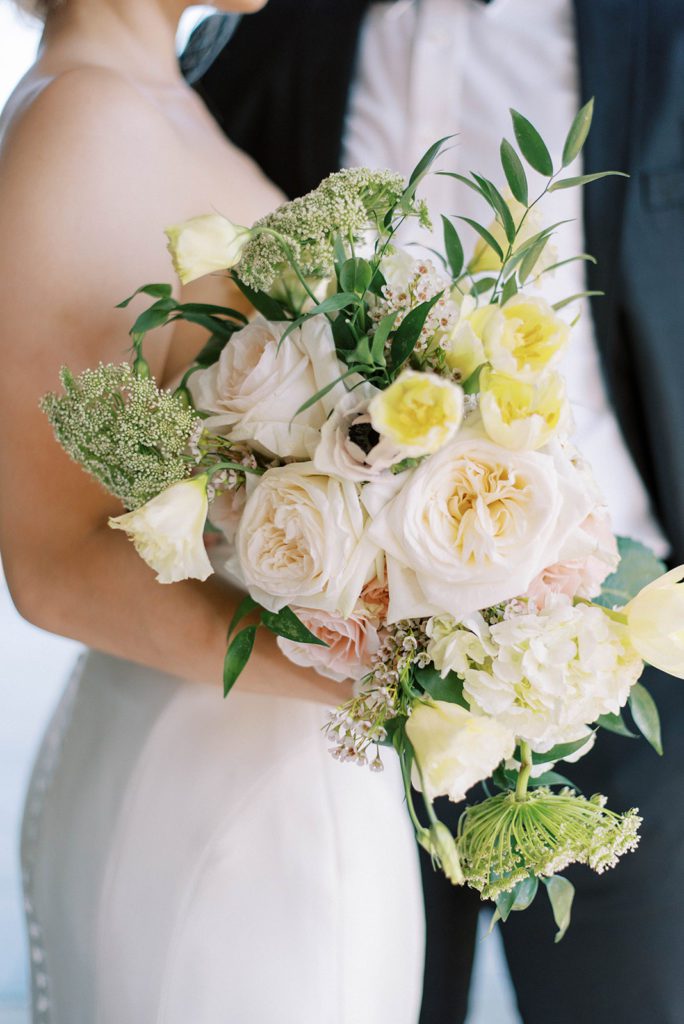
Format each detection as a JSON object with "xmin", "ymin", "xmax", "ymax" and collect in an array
[{"xmin": 184, "ymin": 2, "xmax": 369, "ymax": 200}]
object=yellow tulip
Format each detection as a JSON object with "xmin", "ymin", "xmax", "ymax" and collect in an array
[
  {"xmin": 491, "ymin": 296, "xmax": 570, "ymax": 380},
  {"xmin": 479, "ymin": 367, "xmax": 570, "ymax": 450},
  {"xmin": 369, "ymin": 370, "xmax": 464, "ymax": 456},
  {"xmin": 625, "ymin": 566, "xmax": 684, "ymax": 679}
]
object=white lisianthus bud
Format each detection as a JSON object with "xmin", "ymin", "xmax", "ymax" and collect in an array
[
  {"xmin": 407, "ymin": 700, "xmax": 516, "ymax": 804},
  {"xmin": 625, "ymin": 566, "xmax": 684, "ymax": 678},
  {"xmin": 165, "ymin": 214, "xmax": 251, "ymax": 284},
  {"xmin": 109, "ymin": 475, "xmax": 213, "ymax": 584}
]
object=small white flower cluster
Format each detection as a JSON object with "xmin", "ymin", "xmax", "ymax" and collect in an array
[
  {"xmin": 324, "ymin": 620, "xmax": 429, "ymax": 769},
  {"xmin": 41, "ymin": 364, "xmax": 200, "ymax": 510},
  {"xmin": 371, "ymin": 256, "xmax": 461, "ymax": 368}
]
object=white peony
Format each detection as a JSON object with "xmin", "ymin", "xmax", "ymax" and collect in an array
[
  {"xmin": 189, "ymin": 315, "xmax": 347, "ymax": 459},
  {"xmin": 363, "ymin": 422, "xmax": 596, "ymax": 622},
  {"xmin": 406, "ymin": 700, "xmax": 516, "ymax": 803},
  {"xmin": 460, "ymin": 597, "xmax": 644, "ymax": 752},
  {"xmin": 231, "ymin": 462, "xmax": 377, "ymax": 616},
  {"xmin": 109, "ymin": 475, "xmax": 213, "ymax": 584}
]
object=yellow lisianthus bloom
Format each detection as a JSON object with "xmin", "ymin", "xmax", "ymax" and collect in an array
[
  {"xmin": 165, "ymin": 214, "xmax": 251, "ymax": 284},
  {"xmin": 488, "ymin": 296, "xmax": 570, "ymax": 380},
  {"xmin": 369, "ymin": 370, "xmax": 464, "ymax": 456},
  {"xmin": 468, "ymin": 194, "xmax": 557, "ymax": 276},
  {"xmin": 625, "ymin": 566, "xmax": 684, "ymax": 679},
  {"xmin": 479, "ymin": 367, "xmax": 570, "ymax": 450}
]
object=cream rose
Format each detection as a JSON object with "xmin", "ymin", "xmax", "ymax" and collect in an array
[
  {"xmin": 109, "ymin": 475, "xmax": 213, "ymax": 584},
  {"xmin": 363, "ymin": 423, "xmax": 596, "ymax": 622},
  {"xmin": 277, "ymin": 606, "xmax": 381, "ymax": 682},
  {"xmin": 231, "ymin": 462, "xmax": 377, "ymax": 616},
  {"xmin": 525, "ymin": 507, "xmax": 619, "ymax": 603},
  {"xmin": 189, "ymin": 315, "xmax": 347, "ymax": 459},
  {"xmin": 407, "ymin": 701, "xmax": 516, "ymax": 803}
]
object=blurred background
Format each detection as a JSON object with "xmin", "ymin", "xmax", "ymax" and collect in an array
[{"xmin": 0, "ymin": 3, "xmax": 520, "ymax": 1021}]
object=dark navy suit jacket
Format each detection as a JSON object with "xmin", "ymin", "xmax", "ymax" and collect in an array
[{"xmin": 187, "ymin": 0, "xmax": 684, "ymax": 563}]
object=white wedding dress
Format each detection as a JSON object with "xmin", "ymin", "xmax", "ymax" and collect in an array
[{"xmin": 21, "ymin": 557, "xmax": 425, "ymax": 1023}]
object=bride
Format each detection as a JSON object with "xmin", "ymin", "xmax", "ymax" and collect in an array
[{"xmin": 0, "ymin": 2, "xmax": 424, "ymax": 1021}]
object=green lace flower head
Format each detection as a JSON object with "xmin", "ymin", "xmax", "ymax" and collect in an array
[
  {"xmin": 42, "ymin": 363, "xmax": 201, "ymax": 510},
  {"xmin": 235, "ymin": 168, "xmax": 410, "ymax": 292},
  {"xmin": 457, "ymin": 788, "xmax": 642, "ymax": 900}
]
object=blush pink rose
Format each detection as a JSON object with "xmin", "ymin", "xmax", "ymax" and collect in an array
[
  {"xmin": 525, "ymin": 508, "xmax": 619, "ymax": 604},
  {"xmin": 277, "ymin": 606, "xmax": 381, "ymax": 683}
]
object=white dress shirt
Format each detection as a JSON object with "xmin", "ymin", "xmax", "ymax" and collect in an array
[{"xmin": 342, "ymin": 0, "xmax": 669, "ymax": 556}]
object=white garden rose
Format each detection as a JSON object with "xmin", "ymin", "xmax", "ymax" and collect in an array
[
  {"xmin": 407, "ymin": 701, "xmax": 516, "ymax": 803},
  {"xmin": 109, "ymin": 475, "xmax": 213, "ymax": 584},
  {"xmin": 165, "ymin": 214, "xmax": 251, "ymax": 284},
  {"xmin": 231, "ymin": 462, "xmax": 377, "ymax": 616},
  {"xmin": 363, "ymin": 422, "xmax": 596, "ymax": 622},
  {"xmin": 313, "ymin": 383, "xmax": 403, "ymax": 482},
  {"xmin": 461, "ymin": 597, "xmax": 644, "ymax": 752},
  {"xmin": 189, "ymin": 315, "xmax": 347, "ymax": 459}
]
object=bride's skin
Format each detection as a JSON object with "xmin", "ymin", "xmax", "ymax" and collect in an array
[{"xmin": 0, "ymin": 0, "xmax": 353, "ymax": 705}]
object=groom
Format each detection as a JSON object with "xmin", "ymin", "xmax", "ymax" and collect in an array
[{"xmin": 184, "ymin": 2, "xmax": 684, "ymax": 1021}]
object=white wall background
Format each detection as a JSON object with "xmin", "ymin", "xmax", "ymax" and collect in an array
[{"xmin": 0, "ymin": 3, "xmax": 520, "ymax": 1020}]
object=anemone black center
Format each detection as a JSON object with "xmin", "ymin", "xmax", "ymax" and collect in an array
[{"xmin": 348, "ymin": 421, "xmax": 380, "ymax": 455}]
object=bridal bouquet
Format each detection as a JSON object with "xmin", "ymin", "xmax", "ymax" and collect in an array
[{"xmin": 43, "ymin": 102, "xmax": 684, "ymax": 939}]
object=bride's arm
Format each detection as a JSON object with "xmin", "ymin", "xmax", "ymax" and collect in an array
[{"xmin": 0, "ymin": 70, "xmax": 350, "ymax": 705}]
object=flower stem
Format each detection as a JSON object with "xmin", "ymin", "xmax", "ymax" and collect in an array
[{"xmin": 515, "ymin": 740, "xmax": 533, "ymax": 802}]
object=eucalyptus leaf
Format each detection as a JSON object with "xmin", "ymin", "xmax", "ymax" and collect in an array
[
  {"xmin": 549, "ymin": 171, "xmax": 629, "ymax": 192},
  {"xmin": 562, "ymin": 97, "xmax": 594, "ymax": 166},
  {"xmin": 116, "ymin": 282, "xmax": 173, "ymax": 308},
  {"xmin": 223, "ymin": 625, "xmax": 257, "ymax": 697},
  {"xmin": 441, "ymin": 216, "xmax": 464, "ymax": 278},
  {"xmin": 500, "ymin": 138, "xmax": 529, "ymax": 205},
  {"xmin": 595, "ymin": 711, "xmax": 637, "ymax": 738},
  {"xmin": 261, "ymin": 606, "xmax": 328, "ymax": 646},
  {"xmin": 510, "ymin": 109, "xmax": 554, "ymax": 176},
  {"xmin": 595, "ymin": 537, "xmax": 666, "ymax": 609},
  {"xmin": 629, "ymin": 682, "xmax": 663, "ymax": 755},
  {"xmin": 458, "ymin": 217, "xmax": 504, "ymax": 262},
  {"xmin": 543, "ymin": 876, "xmax": 575, "ymax": 943},
  {"xmin": 339, "ymin": 258, "xmax": 373, "ymax": 296}
]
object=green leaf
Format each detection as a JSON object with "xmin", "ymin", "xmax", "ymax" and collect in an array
[
  {"xmin": 227, "ymin": 594, "xmax": 258, "ymax": 641},
  {"xmin": 596, "ymin": 711, "xmax": 637, "ymax": 738},
  {"xmin": 518, "ymin": 236, "xmax": 550, "ymax": 283},
  {"xmin": 495, "ymin": 887, "xmax": 518, "ymax": 923},
  {"xmin": 629, "ymin": 682, "xmax": 663, "ymax": 755},
  {"xmin": 549, "ymin": 171, "xmax": 629, "ymax": 191},
  {"xmin": 441, "ymin": 216, "xmax": 464, "ymax": 278},
  {"xmin": 414, "ymin": 666, "xmax": 468, "ymax": 707},
  {"xmin": 510, "ymin": 875, "xmax": 539, "ymax": 911},
  {"xmin": 195, "ymin": 332, "xmax": 231, "ymax": 368},
  {"xmin": 510, "ymin": 109, "xmax": 554, "ymax": 176},
  {"xmin": 437, "ymin": 171, "xmax": 486, "ymax": 196},
  {"xmin": 527, "ymin": 771, "xmax": 579, "ymax": 790},
  {"xmin": 129, "ymin": 298, "xmax": 177, "ymax": 336},
  {"xmin": 501, "ymin": 275, "xmax": 518, "ymax": 304},
  {"xmin": 232, "ymin": 277, "xmax": 289, "ymax": 321},
  {"xmin": 173, "ymin": 302, "xmax": 248, "ymax": 323},
  {"xmin": 471, "ymin": 276, "xmax": 498, "ymax": 297},
  {"xmin": 169, "ymin": 310, "xmax": 236, "ymax": 338},
  {"xmin": 500, "ymin": 138, "xmax": 529, "ymax": 205},
  {"xmin": 223, "ymin": 625, "xmax": 257, "ymax": 697},
  {"xmin": 595, "ymin": 537, "xmax": 667, "ymax": 609},
  {"xmin": 562, "ymin": 98, "xmax": 594, "ymax": 166},
  {"xmin": 462, "ymin": 364, "xmax": 484, "ymax": 395},
  {"xmin": 523, "ymin": 735, "xmax": 593, "ymax": 765},
  {"xmin": 407, "ymin": 135, "xmax": 455, "ymax": 189},
  {"xmin": 457, "ymin": 217, "xmax": 504, "ymax": 262},
  {"xmin": 370, "ymin": 312, "xmax": 397, "ymax": 366},
  {"xmin": 339, "ymin": 258, "xmax": 373, "ymax": 296},
  {"xmin": 390, "ymin": 291, "xmax": 444, "ymax": 373},
  {"xmin": 551, "ymin": 291, "xmax": 604, "ymax": 311},
  {"xmin": 471, "ymin": 174, "xmax": 516, "ymax": 243},
  {"xmin": 261, "ymin": 605, "xmax": 328, "ymax": 646},
  {"xmin": 543, "ymin": 876, "xmax": 575, "ymax": 943},
  {"xmin": 277, "ymin": 292, "xmax": 360, "ymax": 349},
  {"xmin": 502, "ymin": 220, "xmax": 573, "ymax": 277},
  {"xmin": 538, "ymin": 253, "xmax": 597, "ymax": 276},
  {"xmin": 116, "ymin": 282, "xmax": 173, "ymax": 308}
]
